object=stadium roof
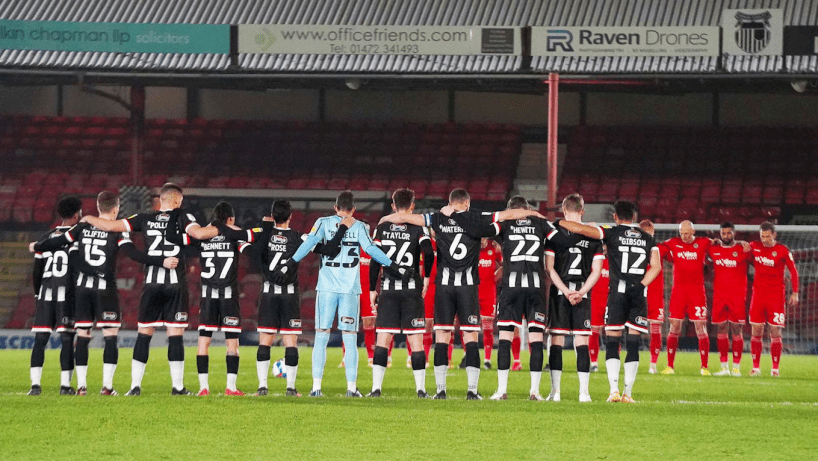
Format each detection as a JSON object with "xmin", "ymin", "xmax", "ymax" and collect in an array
[{"xmin": 0, "ymin": 0, "xmax": 816, "ymax": 78}]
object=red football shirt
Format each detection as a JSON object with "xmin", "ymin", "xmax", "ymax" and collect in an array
[
  {"xmin": 478, "ymin": 242, "xmax": 501, "ymax": 302},
  {"xmin": 590, "ymin": 258, "xmax": 609, "ymax": 310},
  {"xmin": 647, "ymin": 244, "xmax": 667, "ymax": 304},
  {"xmin": 359, "ymin": 249, "xmax": 371, "ymax": 311},
  {"xmin": 708, "ymin": 243, "xmax": 752, "ymax": 297},
  {"xmin": 659, "ymin": 236, "xmax": 711, "ymax": 287},
  {"xmin": 750, "ymin": 241, "xmax": 799, "ymax": 294}
]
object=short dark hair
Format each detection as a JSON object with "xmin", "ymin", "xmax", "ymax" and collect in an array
[
  {"xmin": 720, "ymin": 221, "xmax": 735, "ymax": 230},
  {"xmin": 336, "ymin": 190, "xmax": 355, "ymax": 211},
  {"xmin": 57, "ymin": 196, "xmax": 82, "ymax": 219},
  {"xmin": 272, "ymin": 200, "xmax": 292, "ymax": 224},
  {"xmin": 97, "ymin": 191, "xmax": 119, "ymax": 214},
  {"xmin": 613, "ymin": 200, "xmax": 638, "ymax": 222},
  {"xmin": 160, "ymin": 183, "xmax": 183, "ymax": 202},
  {"xmin": 562, "ymin": 193, "xmax": 584, "ymax": 213},
  {"xmin": 392, "ymin": 188, "xmax": 415, "ymax": 211},
  {"xmin": 506, "ymin": 195, "xmax": 530, "ymax": 210},
  {"xmin": 212, "ymin": 201, "xmax": 234, "ymax": 222},
  {"xmin": 760, "ymin": 221, "xmax": 776, "ymax": 233},
  {"xmin": 449, "ymin": 188, "xmax": 470, "ymax": 204}
]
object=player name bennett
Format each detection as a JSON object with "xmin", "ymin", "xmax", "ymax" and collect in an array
[{"xmin": 200, "ymin": 242, "xmax": 232, "ymax": 251}]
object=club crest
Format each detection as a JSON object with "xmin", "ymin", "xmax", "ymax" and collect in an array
[{"xmin": 734, "ymin": 11, "xmax": 772, "ymax": 54}]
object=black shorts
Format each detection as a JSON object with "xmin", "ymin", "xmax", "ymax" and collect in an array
[
  {"xmin": 547, "ymin": 286, "xmax": 592, "ymax": 335},
  {"xmin": 496, "ymin": 288, "xmax": 547, "ymax": 332},
  {"xmin": 138, "ymin": 283, "xmax": 189, "ymax": 329},
  {"xmin": 199, "ymin": 294, "xmax": 241, "ymax": 333},
  {"xmin": 32, "ymin": 285, "xmax": 74, "ymax": 333},
  {"xmin": 606, "ymin": 282, "xmax": 649, "ymax": 333},
  {"xmin": 434, "ymin": 285, "xmax": 480, "ymax": 331},
  {"xmin": 376, "ymin": 290, "xmax": 426, "ymax": 335},
  {"xmin": 75, "ymin": 283, "xmax": 120, "ymax": 329},
  {"xmin": 258, "ymin": 292, "xmax": 302, "ymax": 335}
]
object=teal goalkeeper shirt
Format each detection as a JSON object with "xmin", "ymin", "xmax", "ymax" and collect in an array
[{"xmin": 291, "ymin": 215, "xmax": 393, "ymax": 295}]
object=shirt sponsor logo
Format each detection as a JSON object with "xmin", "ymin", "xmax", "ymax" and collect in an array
[
  {"xmin": 478, "ymin": 259, "xmax": 493, "ymax": 267},
  {"xmin": 715, "ymin": 259, "xmax": 738, "ymax": 268},
  {"xmin": 222, "ymin": 316, "xmax": 240, "ymax": 327},
  {"xmin": 211, "ymin": 235, "xmax": 225, "ymax": 242},
  {"xmin": 289, "ymin": 319, "xmax": 302, "ymax": 328},
  {"xmin": 157, "ymin": 213, "xmax": 170, "ymax": 222},
  {"xmin": 272, "ymin": 235, "xmax": 288, "ymax": 244},
  {"xmin": 175, "ymin": 312, "xmax": 188, "ymax": 322},
  {"xmin": 516, "ymin": 219, "xmax": 531, "ymax": 226},
  {"xmin": 102, "ymin": 311, "xmax": 117, "ymax": 321},
  {"xmin": 411, "ymin": 318, "xmax": 425, "ymax": 328},
  {"xmin": 448, "ymin": 219, "xmax": 457, "ymax": 226},
  {"xmin": 340, "ymin": 316, "xmax": 355, "ymax": 325},
  {"xmin": 677, "ymin": 251, "xmax": 699, "ymax": 260},
  {"xmin": 756, "ymin": 256, "xmax": 776, "ymax": 267},
  {"xmin": 390, "ymin": 224, "xmax": 407, "ymax": 232},
  {"xmin": 625, "ymin": 229, "xmax": 641, "ymax": 238}
]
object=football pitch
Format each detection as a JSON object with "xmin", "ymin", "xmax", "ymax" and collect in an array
[{"xmin": 1, "ymin": 347, "xmax": 816, "ymax": 460}]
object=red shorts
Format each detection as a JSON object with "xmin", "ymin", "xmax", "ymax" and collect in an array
[
  {"xmin": 647, "ymin": 289, "xmax": 664, "ymax": 322},
  {"xmin": 423, "ymin": 289, "xmax": 435, "ymax": 319},
  {"xmin": 711, "ymin": 293, "xmax": 747, "ymax": 324},
  {"xmin": 479, "ymin": 295, "xmax": 496, "ymax": 317},
  {"xmin": 361, "ymin": 294, "xmax": 375, "ymax": 318},
  {"xmin": 590, "ymin": 299, "xmax": 606, "ymax": 328},
  {"xmin": 668, "ymin": 285, "xmax": 707, "ymax": 321},
  {"xmin": 749, "ymin": 292, "xmax": 785, "ymax": 327}
]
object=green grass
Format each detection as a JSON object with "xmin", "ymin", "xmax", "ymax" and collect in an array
[{"xmin": 0, "ymin": 347, "xmax": 816, "ymax": 460}]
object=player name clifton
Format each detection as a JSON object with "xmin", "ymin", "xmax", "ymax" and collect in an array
[{"xmin": 83, "ymin": 229, "xmax": 109, "ymax": 239}]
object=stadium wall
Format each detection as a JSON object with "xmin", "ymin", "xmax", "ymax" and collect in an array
[{"xmin": 2, "ymin": 85, "xmax": 818, "ymax": 126}]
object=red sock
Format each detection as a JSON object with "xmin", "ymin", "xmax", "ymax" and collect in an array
[
  {"xmin": 732, "ymin": 335, "xmax": 743, "ymax": 366},
  {"xmin": 698, "ymin": 333, "xmax": 710, "ymax": 368},
  {"xmin": 666, "ymin": 333, "xmax": 679, "ymax": 369},
  {"xmin": 448, "ymin": 334, "xmax": 454, "ymax": 361},
  {"xmin": 717, "ymin": 333, "xmax": 729, "ymax": 365},
  {"xmin": 364, "ymin": 326, "xmax": 376, "ymax": 360},
  {"xmin": 483, "ymin": 325, "xmax": 494, "ymax": 360},
  {"xmin": 511, "ymin": 336, "xmax": 521, "ymax": 361},
  {"xmin": 388, "ymin": 337, "xmax": 394, "ymax": 358},
  {"xmin": 751, "ymin": 336, "xmax": 762, "ymax": 369},
  {"xmin": 650, "ymin": 323, "xmax": 662, "ymax": 365},
  {"xmin": 423, "ymin": 332, "xmax": 433, "ymax": 360},
  {"xmin": 771, "ymin": 337, "xmax": 782, "ymax": 370},
  {"xmin": 589, "ymin": 331, "xmax": 600, "ymax": 363}
]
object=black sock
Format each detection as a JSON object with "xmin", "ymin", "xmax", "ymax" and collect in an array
[
  {"xmin": 284, "ymin": 347, "xmax": 298, "ymax": 367},
  {"xmin": 226, "ymin": 355, "xmax": 239, "ymax": 374},
  {"xmin": 168, "ymin": 335, "xmax": 184, "ymax": 362},
  {"xmin": 625, "ymin": 335, "xmax": 640, "ymax": 363},
  {"xmin": 75, "ymin": 336, "xmax": 90, "ymax": 366},
  {"xmin": 434, "ymin": 343, "xmax": 448, "ymax": 367},
  {"xmin": 605, "ymin": 339, "xmax": 621, "ymax": 361},
  {"xmin": 30, "ymin": 332, "xmax": 50, "ymax": 368},
  {"xmin": 133, "ymin": 333, "xmax": 152, "ymax": 364},
  {"xmin": 197, "ymin": 355, "xmax": 209, "ymax": 374},
  {"xmin": 103, "ymin": 336, "xmax": 118, "ymax": 364},
  {"xmin": 529, "ymin": 341, "xmax": 543, "ymax": 372},
  {"xmin": 257, "ymin": 345, "xmax": 271, "ymax": 362},
  {"xmin": 465, "ymin": 342, "xmax": 480, "ymax": 368},
  {"xmin": 498, "ymin": 340, "xmax": 511, "ymax": 370},
  {"xmin": 549, "ymin": 345, "xmax": 564, "ymax": 371},
  {"xmin": 373, "ymin": 346, "xmax": 388, "ymax": 367},
  {"xmin": 60, "ymin": 332, "xmax": 75, "ymax": 371},
  {"xmin": 411, "ymin": 351, "xmax": 426, "ymax": 371},
  {"xmin": 576, "ymin": 345, "xmax": 590, "ymax": 372}
]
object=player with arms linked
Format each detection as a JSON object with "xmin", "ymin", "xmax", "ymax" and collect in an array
[
  {"xmin": 367, "ymin": 189, "xmax": 435, "ymax": 398},
  {"xmin": 561, "ymin": 200, "xmax": 661, "ymax": 403},
  {"xmin": 280, "ymin": 191, "xmax": 407, "ymax": 397},
  {"xmin": 82, "ymin": 183, "xmax": 220, "ymax": 396}
]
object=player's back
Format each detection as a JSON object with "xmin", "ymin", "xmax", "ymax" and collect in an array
[
  {"xmin": 373, "ymin": 222, "xmax": 427, "ymax": 290},
  {"xmin": 602, "ymin": 224, "xmax": 655, "ymax": 288},
  {"xmin": 194, "ymin": 234, "xmax": 247, "ymax": 291},
  {"xmin": 73, "ymin": 223, "xmax": 129, "ymax": 286},
  {"xmin": 591, "ymin": 257, "xmax": 609, "ymax": 309},
  {"xmin": 314, "ymin": 216, "xmax": 370, "ymax": 295},
  {"xmin": 35, "ymin": 226, "xmax": 76, "ymax": 291},
  {"xmin": 125, "ymin": 210, "xmax": 194, "ymax": 285},
  {"xmin": 425, "ymin": 211, "xmax": 490, "ymax": 286},
  {"xmin": 547, "ymin": 226, "xmax": 603, "ymax": 284},
  {"xmin": 499, "ymin": 217, "xmax": 551, "ymax": 289},
  {"xmin": 261, "ymin": 227, "xmax": 305, "ymax": 292}
]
